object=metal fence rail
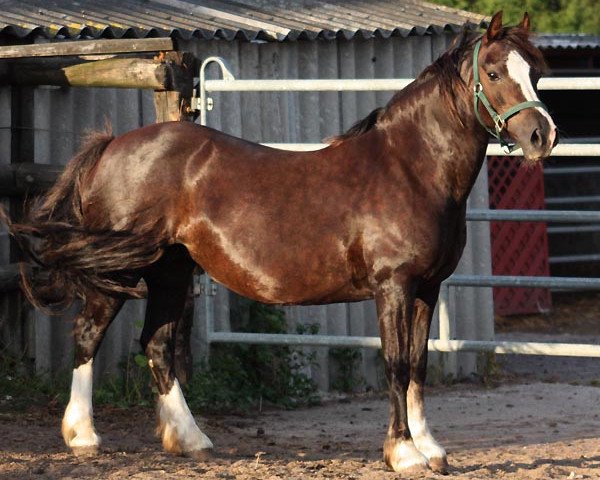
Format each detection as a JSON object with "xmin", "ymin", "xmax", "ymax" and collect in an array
[
  {"xmin": 204, "ymin": 76, "xmax": 600, "ymax": 92},
  {"xmin": 259, "ymin": 143, "xmax": 600, "ymax": 157},
  {"xmin": 199, "ymin": 61, "xmax": 600, "ymax": 360},
  {"xmin": 208, "ymin": 332, "xmax": 600, "ymax": 358},
  {"xmin": 207, "ymin": 274, "xmax": 600, "ymax": 358}
]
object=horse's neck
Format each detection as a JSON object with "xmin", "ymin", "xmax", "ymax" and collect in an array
[{"xmin": 383, "ymin": 76, "xmax": 489, "ymax": 205}]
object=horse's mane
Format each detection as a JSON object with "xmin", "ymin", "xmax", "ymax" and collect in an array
[{"xmin": 327, "ymin": 24, "xmax": 546, "ymax": 146}]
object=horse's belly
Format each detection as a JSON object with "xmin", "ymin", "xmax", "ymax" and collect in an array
[
  {"xmin": 201, "ymin": 255, "xmax": 364, "ymax": 305},
  {"xmin": 181, "ymin": 223, "xmax": 360, "ymax": 305}
]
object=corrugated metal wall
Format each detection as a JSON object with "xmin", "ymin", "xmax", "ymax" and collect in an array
[
  {"xmin": 0, "ymin": 33, "xmax": 494, "ymax": 390},
  {"xmin": 179, "ymin": 34, "xmax": 493, "ymax": 390}
]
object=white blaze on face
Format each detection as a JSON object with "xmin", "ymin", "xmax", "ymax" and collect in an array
[{"xmin": 506, "ymin": 50, "xmax": 557, "ymax": 146}]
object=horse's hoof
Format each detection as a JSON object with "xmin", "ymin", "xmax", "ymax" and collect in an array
[
  {"xmin": 384, "ymin": 438, "xmax": 430, "ymax": 474},
  {"xmin": 429, "ymin": 456, "xmax": 449, "ymax": 475},
  {"xmin": 189, "ymin": 448, "xmax": 213, "ymax": 461},
  {"xmin": 70, "ymin": 445, "xmax": 100, "ymax": 457},
  {"xmin": 399, "ymin": 461, "xmax": 430, "ymax": 475}
]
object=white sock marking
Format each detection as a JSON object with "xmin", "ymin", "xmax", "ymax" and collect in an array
[
  {"xmin": 158, "ymin": 379, "xmax": 213, "ymax": 452},
  {"xmin": 389, "ymin": 439, "xmax": 429, "ymax": 471},
  {"xmin": 407, "ymin": 383, "xmax": 446, "ymax": 460},
  {"xmin": 506, "ymin": 50, "xmax": 557, "ymax": 146},
  {"xmin": 63, "ymin": 359, "xmax": 100, "ymax": 447}
]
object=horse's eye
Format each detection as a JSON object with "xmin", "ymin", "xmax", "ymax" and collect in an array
[{"xmin": 488, "ymin": 72, "xmax": 500, "ymax": 81}]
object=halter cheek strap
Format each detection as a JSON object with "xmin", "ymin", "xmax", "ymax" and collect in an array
[{"xmin": 472, "ymin": 40, "xmax": 547, "ymax": 153}]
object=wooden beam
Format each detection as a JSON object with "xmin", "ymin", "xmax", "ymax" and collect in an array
[
  {"xmin": 0, "ymin": 37, "xmax": 175, "ymax": 59},
  {"xmin": 0, "ymin": 163, "xmax": 63, "ymax": 196},
  {"xmin": 8, "ymin": 57, "xmax": 172, "ymax": 90},
  {"xmin": 0, "ymin": 264, "xmax": 22, "ymax": 293}
]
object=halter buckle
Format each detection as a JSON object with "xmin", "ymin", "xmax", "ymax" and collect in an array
[
  {"xmin": 474, "ymin": 82, "xmax": 483, "ymax": 94},
  {"xmin": 494, "ymin": 116, "xmax": 506, "ymax": 132}
]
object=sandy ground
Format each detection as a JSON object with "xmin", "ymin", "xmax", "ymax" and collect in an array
[
  {"xmin": 1, "ymin": 381, "xmax": 599, "ymax": 479},
  {"xmin": 2, "ymin": 292, "xmax": 599, "ymax": 479}
]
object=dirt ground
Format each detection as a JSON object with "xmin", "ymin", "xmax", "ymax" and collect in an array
[{"xmin": 1, "ymin": 292, "xmax": 599, "ymax": 479}]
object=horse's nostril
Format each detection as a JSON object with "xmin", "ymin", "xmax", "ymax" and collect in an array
[{"xmin": 530, "ymin": 128, "xmax": 543, "ymax": 148}]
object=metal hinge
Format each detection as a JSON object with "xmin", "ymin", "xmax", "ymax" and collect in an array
[
  {"xmin": 190, "ymin": 95, "xmax": 213, "ymax": 112},
  {"xmin": 193, "ymin": 276, "xmax": 218, "ymax": 297}
]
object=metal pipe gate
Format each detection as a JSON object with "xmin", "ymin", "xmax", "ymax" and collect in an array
[{"xmin": 196, "ymin": 58, "xmax": 600, "ymax": 359}]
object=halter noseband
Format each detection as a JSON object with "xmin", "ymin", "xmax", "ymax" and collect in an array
[{"xmin": 472, "ymin": 39, "xmax": 547, "ymax": 153}]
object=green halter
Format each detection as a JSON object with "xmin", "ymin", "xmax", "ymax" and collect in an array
[{"xmin": 472, "ymin": 39, "xmax": 547, "ymax": 153}]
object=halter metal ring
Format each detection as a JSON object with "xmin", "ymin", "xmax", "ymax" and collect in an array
[{"xmin": 474, "ymin": 82, "xmax": 483, "ymax": 94}]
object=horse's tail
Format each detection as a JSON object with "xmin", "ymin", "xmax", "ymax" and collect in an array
[{"xmin": 0, "ymin": 127, "xmax": 165, "ymax": 314}]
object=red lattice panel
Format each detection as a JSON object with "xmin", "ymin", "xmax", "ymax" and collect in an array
[{"xmin": 487, "ymin": 156, "xmax": 552, "ymax": 315}]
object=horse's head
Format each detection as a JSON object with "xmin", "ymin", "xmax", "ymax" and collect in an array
[{"xmin": 473, "ymin": 11, "xmax": 558, "ymax": 162}]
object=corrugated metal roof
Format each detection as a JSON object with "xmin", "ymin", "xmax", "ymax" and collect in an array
[
  {"xmin": 0, "ymin": 0, "xmax": 488, "ymax": 42},
  {"xmin": 535, "ymin": 34, "xmax": 600, "ymax": 50}
]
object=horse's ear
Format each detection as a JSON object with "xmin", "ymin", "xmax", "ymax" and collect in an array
[
  {"xmin": 486, "ymin": 11, "xmax": 503, "ymax": 41},
  {"xmin": 519, "ymin": 12, "xmax": 531, "ymax": 31}
]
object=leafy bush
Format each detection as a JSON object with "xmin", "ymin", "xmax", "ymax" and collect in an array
[
  {"xmin": 0, "ymin": 351, "xmax": 69, "ymax": 411},
  {"xmin": 1, "ymin": 302, "xmax": 319, "ymax": 413},
  {"xmin": 329, "ymin": 347, "xmax": 365, "ymax": 393},
  {"xmin": 186, "ymin": 302, "xmax": 319, "ymax": 413}
]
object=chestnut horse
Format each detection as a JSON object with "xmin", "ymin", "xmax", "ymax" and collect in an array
[{"xmin": 3, "ymin": 12, "xmax": 556, "ymax": 474}]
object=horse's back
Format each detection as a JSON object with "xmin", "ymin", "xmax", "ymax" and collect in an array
[
  {"xmin": 77, "ymin": 122, "xmax": 365, "ymax": 303},
  {"xmin": 80, "ymin": 122, "xmax": 256, "ymax": 231}
]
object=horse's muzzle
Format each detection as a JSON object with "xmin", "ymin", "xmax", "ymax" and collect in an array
[{"xmin": 519, "ymin": 119, "xmax": 558, "ymax": 162}]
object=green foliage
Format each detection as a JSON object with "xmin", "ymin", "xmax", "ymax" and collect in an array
[
  {"xmin": 0, "ymin": 352, "xmax": 70, "ymax": 411},
  {"xmin": 329, "ymin": 347, "xmax": 364, "ymax": 393},
  {"xmin": 185, "ymin": 303, "xmax": 320, "ymax": 413},
  {"xmin": 479, "ymin": 351, "xmax": 503, "ymax": 387},
  {"xmin": 296, "ymin": 322, "xmax": 321, "ymax": 335},
  {"xmin": 94, "ymin": 353, "xmax": 155, "ymax": 408},
  {"xmin": 1, "ymin": 303, "xmax": 319, "ymax": 413},
  {"xmin": 425, "ymin": 362, "xmax": 456, "ymax": 386},
  {"xmin": 431, "ymin": 0, "xmax": 600, "ymax": 33}
]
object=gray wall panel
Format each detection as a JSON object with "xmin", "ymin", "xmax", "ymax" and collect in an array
[{"xmin": 1, "ymin": 32, "xmax": 493, "ymax": 390}]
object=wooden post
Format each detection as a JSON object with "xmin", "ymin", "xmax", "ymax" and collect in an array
[
  {"xmin": 153, "ymin": 52, "xmax": 194, "ymax": 122},
  {"xmin": 153, "ymin": 90, "xmax": 187, "ymax": 122},
  {"xmin": 0, "ymin": 40, "xmax": 196, "ymax": 381},
  {"xmin": 152, "ymin": 51, "xmax": 195, "ymax": 383},
  {"xmin": 0, "ymin": 163, "xmax": 63, "ymax": 195},
  {"xmin": 7, "ymin": 85, "xmax": 35, "ymax": 374}
]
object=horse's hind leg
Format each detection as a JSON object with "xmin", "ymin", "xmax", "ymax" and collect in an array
[
  {"xmin": 141, "ymin": 245, "xmax": 213, "ymax": 457},
  {"xmin": 408, "ymin": 286, "xmax": 447, "ymax": 473},
  {"xmin": 62, "ymin": 291, "xmax": 125, "ymax": 455}
]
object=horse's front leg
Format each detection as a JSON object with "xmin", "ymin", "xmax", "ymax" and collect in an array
[
  {"xmin": 375, "ymin": 276, "xmax": 429, "ymax": 474},
  {"xmin": 409, "ymin": 287, "xmax": 448, "ymax": 473}
]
